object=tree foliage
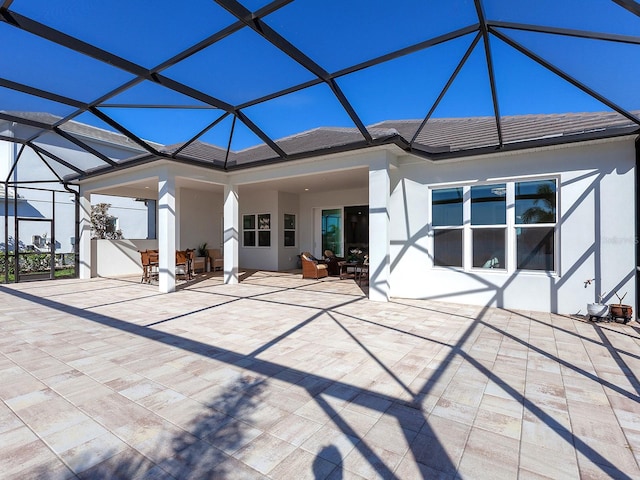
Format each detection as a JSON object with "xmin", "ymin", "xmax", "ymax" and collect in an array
[{"xmin": 91, "ymin": 203, "xmax": 123, "ymax": 239}]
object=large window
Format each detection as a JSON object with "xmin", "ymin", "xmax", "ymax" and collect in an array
[
  {"xmin": 243, "ymin": 213, "xmax": 271, "ymax": 247},
  {"xmin": 431, "ymin": 179, "xmax": 557, "ymax": 272}
]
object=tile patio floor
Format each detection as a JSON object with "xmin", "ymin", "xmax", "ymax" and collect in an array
[{"xmin": 0, "ymin": 271, "xmax": 639, "ymax": 479}]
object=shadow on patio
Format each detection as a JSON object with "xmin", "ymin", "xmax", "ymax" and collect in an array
[{"xmin": 0, "ymin": 272, "xmax": 638, "ymax": 479}]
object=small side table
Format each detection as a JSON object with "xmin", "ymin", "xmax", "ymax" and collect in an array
[{"xmin": 339, "ymin": 261, "xmax": 359, "ymax": 280}]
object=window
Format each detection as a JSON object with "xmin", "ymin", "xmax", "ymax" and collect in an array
[
  {"xmin": 431, "ymin": 179, "xmax": 557, "ymax": 272},
  {"xmin": 515, "ymin": 180, "xmax": 556, "ymax": 270},
  {"xmin": 471, "ymin": 184, "xmax": 505, "ymax": 269},
  {"xmin": 432, "ymin": 187, "xmax": 463, "ymax": 267},
  {"xmin": 284, "ymin": 213, "xmax": 296, "ymax": 247},
  {"xmin": 243, "ymin": 213, "xmax": 271, "ymax": 247},
  {"xmin": 243, "ymin": 214, "xmax": 255, "ymax": 246}
]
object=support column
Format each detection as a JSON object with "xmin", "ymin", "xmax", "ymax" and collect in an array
[
  {"xmin": 223, "ymin": 183, "xmax": 239, "ymax": 284},
  {"xmin": 158, "ymin": 171, "xmax": 176, "ymax": 293},
  {"xmin": 369, "ymin": 156, "xmax": 391, "ymax": 302},
  {"xmin": 78, "ymin": 188, "xmax": 92, "ymax": 280}
]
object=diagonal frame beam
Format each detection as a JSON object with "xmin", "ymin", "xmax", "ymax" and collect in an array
[
  {"xmin": 490, "ymin": 27, "xmax": 640, "ymax": 126},
  {"xmin": 474, "ymin": 0, "xmax": 504, "ymax": 146}
]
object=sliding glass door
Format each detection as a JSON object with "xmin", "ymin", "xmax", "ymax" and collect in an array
[{"xmin": 321, "ymin": 208, "xmax": 342, "ymax": 256}]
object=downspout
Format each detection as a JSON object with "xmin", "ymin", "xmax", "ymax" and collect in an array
[{"xmin": 63, "ymin": 183, "xmax": 80, "ymax": 279}]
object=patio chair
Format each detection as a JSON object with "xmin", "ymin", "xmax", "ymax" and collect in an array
[
  {"xmin": 176, "ymin": 250, "xmax": 192, "ymax": 280},
  {"xmin": 207, "ymin": 248, "xmax": 223, "ymax": 271},
  {"xmin": 323, "ymin": 249, "xmax": 345, "ymax": 276},
  {"xmin": 355, "ymin": 255, "xmax": 369, "ymax": 286},
  {"xmin": 139, "ymin": 249, "xmax": 159, "ymax": 283},
  {"xmin": 300, "ymin": 252, "xmax": 328, "ymax": 279}
]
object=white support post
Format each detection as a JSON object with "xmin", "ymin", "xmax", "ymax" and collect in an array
[
  {"xmin": 369, "ymin": 156, "xmax": 391, "ymax": 302},
  {"xmin": 78, "ymin": 188, "xmax": 92, "ymax": 280},
  {"xmin": 223, "ymin": 183, "xmax": 239, "ymax": 285},
  {"xmin": 158, "ymin": 171, "xmax": 176, "ymax": 293}
]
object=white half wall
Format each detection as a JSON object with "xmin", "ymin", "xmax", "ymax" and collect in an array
[{"xmin": 92, "ymin": 239, "xmax": 158, "ymax": 277}]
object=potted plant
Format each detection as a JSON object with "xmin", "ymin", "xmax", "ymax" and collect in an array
[
  {"xmin": 609, "ymin": 291, "xmax": 633, "ymax": 324},
  {"xmin": 584, "ymin": 278, "xmax": 608, "ymax": 321}
]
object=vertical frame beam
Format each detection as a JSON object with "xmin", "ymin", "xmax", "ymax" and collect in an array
[
  {"xmin": 223, "ymin": 183, "xmax": 239, "ymax": 285},
  {"xmin": 158, "ymin": 169, "xmax": 177, "ymax": 293},
  {"xmin": 78, "ymin": 187, "xmax": 92, "ymax": 279}
]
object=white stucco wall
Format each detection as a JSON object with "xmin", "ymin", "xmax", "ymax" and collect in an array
[
  {"xmin": 178, "ymin": 187, "xmax": 222, "ymax": 251},
  {"xmin": 92, "ymin": 239, "xmax": 158, "ymax": 277},
  {"xmin": 239, "ymin": 188, "xmax": 279, "ymax": 270},
  {"xmin": 389, "ymin": 138, "xmax": 636, "ymax": 315}
]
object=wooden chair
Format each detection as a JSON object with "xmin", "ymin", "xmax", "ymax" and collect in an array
[
  {"xmin": 175, "ymin": 250, "xmax": 192, "ymax": 280},
  {"xmin": 191, "ymin": 252, "xmax": 206, "ymax": 274},
  {"xmin": 139, "ymin": 250, "xmax": 159, "ymax": 283},
  {"xmin": 300, "ymin": 252, "xmax": 328, "ymax": 279},
  {"xmin": 207, "ymin": 248, "xmax": 223, "ymax": 272}
]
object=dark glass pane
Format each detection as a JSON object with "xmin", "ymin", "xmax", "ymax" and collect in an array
[
  {"xmin": 243, "ymin": 215, "xmax": 255, "ymax": 230},
  {"xmin": 258, "ymin": 231, "xmax": 271, "ymax": 247},
  {"xmin": 434, "ymin": 230, "xmax": 463, "ymax": 267},
  {"xmin": 284, "ymin": 230, "xmax": 295, "ymax": 247},
  {"xmin": 517, "ymin": 227, "xmax": 554, "ymax": 271},
  {"xmin": 516, "ymin": 180, "xmax": 556, "ymax": 224},
  {"xmin": 243, "ymin": 231, "xmax": 255, "ymax": 247},
  {"xmin": 284, "ymin": 214, "xmax": 295, "ymax": 230},
  {"xmin": 258, "ymin": 214, "xmax": 270, "ymax": 230},
  {"xmin": 471, "ymin": 184, "xmax": 506, "ymax": 225},
  {"xmin": 472, "ymin": 228, "xmax": 505, "ymax": 269},
  {"xmin": 432, "ymin": 188, "xmax": 463, "ymax": 226}
]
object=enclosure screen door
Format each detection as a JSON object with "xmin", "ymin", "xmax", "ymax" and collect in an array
[
  {"xmin": 321, "ymin": 209, "xmax": 342, "ymax": 256},
  {"xmin": 16, "ymin": 219, "xmax": 54, "ymax": 282}
]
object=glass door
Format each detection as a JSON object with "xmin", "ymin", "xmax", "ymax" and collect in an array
[{"xmin": 321, "ymin": 208, "xmax": 342, "ymax": 256}]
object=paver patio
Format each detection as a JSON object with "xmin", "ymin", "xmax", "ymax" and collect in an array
[{"xmin": 0, "ymin": 271, "xmax": 639, "ymax": 479}]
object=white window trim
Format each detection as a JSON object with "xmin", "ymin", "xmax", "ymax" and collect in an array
[
  {"xmin": 430, "ymin": 177, "xmax": 559, "ymax": 274},
  {"xmin": 242, "ymin": 213, "xmax": 272, "ymax": 248},
  {"xmin": 284, "ymin": 213, "xmax": 296, "ymax": 248}
]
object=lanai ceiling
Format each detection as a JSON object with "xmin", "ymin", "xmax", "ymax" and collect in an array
[{"xmin": 1, "ymin": 0, "xmax": 639, "ymax": 183}]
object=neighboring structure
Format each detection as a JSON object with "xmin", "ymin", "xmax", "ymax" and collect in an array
[{"xmin": 0, "ymin": 116, "xmax": 155, "ymax": 255}]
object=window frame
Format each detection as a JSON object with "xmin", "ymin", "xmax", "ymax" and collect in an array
[
  {"xmin": 430, "ymin": 177, "xmax": 558, "ymax": 274},
  {"xmin": 243, "ymin": 213, "xmax": 271, "ymax": 248},
  {"xmin": 284, "ymin": 213, "xmax": 296, "ymax": 248}
]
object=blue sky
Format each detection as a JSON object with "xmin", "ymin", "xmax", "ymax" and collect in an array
[{"xmin": 4, "ymin": 0, "xmax": 640, "ymax": 150}]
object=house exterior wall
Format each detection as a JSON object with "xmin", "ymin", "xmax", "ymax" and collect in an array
[
  {"xmin": 389, "ymin": 138, "xmax": 636, "ymax": 315},
  {"xmin": 299, "ymin": 187, "xmax": 369, "ymax": 258},
  {"xmin": 239, "ymin": 188, "xmax": 279, "ymax": 270},
  {"xmin": 178, "ymin": 187, "xmax": 222, "ymax": 251}
]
